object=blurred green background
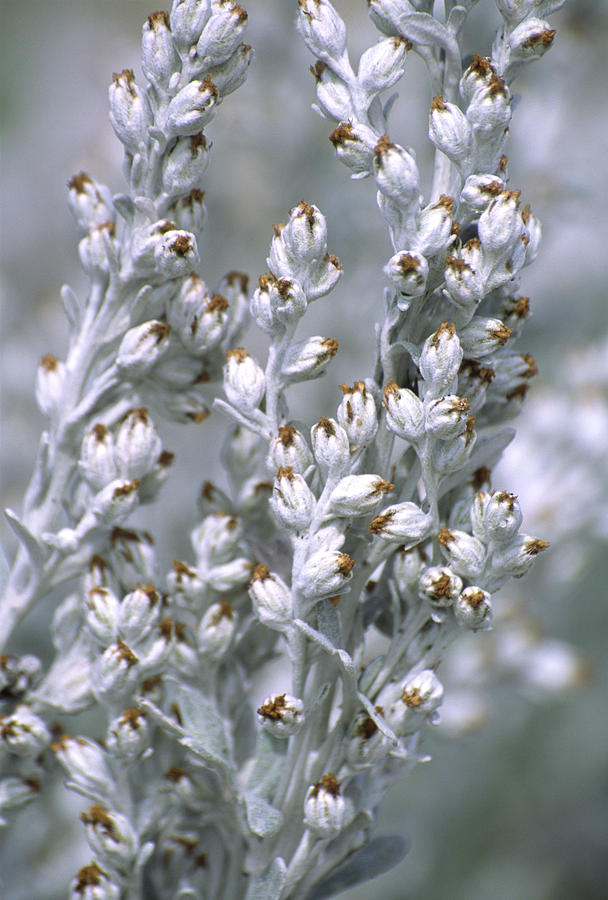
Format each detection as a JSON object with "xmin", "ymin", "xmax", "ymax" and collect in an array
[{"xmin": 1, "ymin": 2, "xmax": 607, "ymax": 898}]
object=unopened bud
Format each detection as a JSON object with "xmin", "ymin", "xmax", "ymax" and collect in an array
[
  {"xmin": 444, "ymin": 250, "xmax": 485, "ymax": 314},
  {"xmin": 478, "ymin": 190, "xmax": 523, "ymax": 257},
  {"xmin": 419, "ymin": 322, "xmax": 463, "ymax": 396},
  {"xmin": 67, "ymin": 172, "xmax": 114, "ymax": 231},
  {"xmin": 384, "ymin": 382, "xmax": 424, "ymax": 442},
  {"xmin": 106, "ymin": 708, "xmax": 149, "ymax": 761},
  {"xmin": 384, "ymin": 251, "xmax": 428, "ymax": 299},
  {"xmin": 458, "ymin": 316, "xmax": 511, "ymax": 358},
  {"xmin": 437, "ymin": 526, "xmax": 486, "ymax": 578},
  {"xmin": 92, "ymin": 479, "xmax": 139, "ymax": 524},
  {"xmin": 270, "ymin": 466, "xmax": 316, "ymax": 532},
  {"xmin": 198, "ymin": 601, "xmax": 236, "ymax": 658},
  {"xmin": 80, "ymin": 424, "xmax": 118, "ymax": 490},
  {"xmin": 429, "ymin": 95, "xmax": 472, "ymax": 164},
  {"xmin": 81, "ymin": 805, "xmax": 138, "ymax": 873},
  {"xmin": 257, "ymin": 693, "xmax": 305, "ymax": 738},
  {"xmin": 116, "ymin": 321, "xmax": 171, "ymax": 373},
  {"xmin": 282, "ymin": 336, "xmax": 338, "ymax": 382},
  {"xmin": 328, "ymin": 474, "xmax": 394, "ymax": 517},
  {"xmin": 425, "ymin": 395, "xmax": 470, "ymax": 439},
  {"xmin": 223, "ymin": 348, "xmax": 266, "ymax": 410},
  {"xmin": 337, "ymin": 381, "xmax": 378, "ymax": 448},
  {"xmin": 358, "ymin": 35, "xmax": 410, "ymax": 94},
  {"xmin": 36, "ymin": 354, "xmax": 65, "ymax": 418},
  {"xmin": 119, "ymin": 583, "xmax": 160, "ymax": 645},
  {"xmin": 196, "ymin": 3, "xmax": 249, "ymax": 68},
  {"xmin": 297, "ymin": 0, "xmax": 347, "ymax": 63},
  {"xmin": 249, "ymin": 565, "xmax": 293, "ymax": 629},
  {"xmin": 329, "ymin": 121, "xmax": 376, "ymax": 175},
  {"xmin": 108, "ymin": 69, "xmax": 150, "ymax": 153},
  {"xmin": 471, "ymin": 490, "xmax": 522, "ymax": 542},
  {"xmin": 95, "ymin": 639, "xmax": 139, "ymax": 702},
  {"xmin": 141, "ymin": 10, "xmax": 178, "ymax": 87},
  {"xmin": 418, "ymin": 566, "xmax": 462, "ymax": 607},
  {"xmin": 162, "ymin": 133, "xmax": 210, "ymax": 195},
  {"xmin": 312, "ymin": 62, "xmax": 353, "ymax": 121},
  {"xmin": 78, "ymin": 221, "xmax": 116, "ymax": 275},
  {"xmin": 374, "ymin": 135, "xmax": 419, "ymax": 208},
  {"xmin": 303, "ymin": 773, "xmax": 350, "ymax": 839},
  {"xmin": 460, "ymin": 174, "xmax": 505, "ymax": 213},
  {"xmin": 170, "ymin": 0, "xmax": 211, "ymax": 49},
  {"xmin": 166, "ymin": 76, "xmax": 218, "ymax": 136},
  {"xmin": 296, "ymin": 550, "xmax": 354, "ymax": 602},
  {"xmin": 266, "ymin": 426, "xmax": 314, "ymax": 475},
  {"xmin": 454, "ymin": 586, "xmax": 493, "ymax": 630},
  {"xmin": 369, "ymin": 502, "xmax": 432, "ymax": 544},
  {"xmin": 70, "ymin": 862, "xmax": 120, "ymax": 900},
  {"xmin": 208, "ymin": 41, "xmax": 253, "ymax": 96},
  {"xmin": 508, "ymin": 18, "xmax": 555, "ymax": 63},
  {"xmin": 311, "ymin": 417, "xmax": 350, "ymax": 473},
  {"xmin": 192, "ymin": 513, "xmax": 242, "ymax": 566},
  {"xmin": 85, "ymin": 586, "xmax": 120, "ymax": 645},
  {"xmin": 0, "ymin": 706, "xmax": 50, "ymax": 757},
  {"xmin": 281, "ymin": 201, "xmax": 327, "ymax": 264},
  {"xmin": 490, "ymin": 533, "xmax": 549, "ymax": 577},
  {"xmin": 114, "ymin": 409, "xmax": 162, "ymax": 480}
]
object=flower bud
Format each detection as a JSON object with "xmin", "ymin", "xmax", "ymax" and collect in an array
[
  {"xmin": 162, "ymin": 133, "xmax": 210, "ymax": 195},
  {"xmin": 174, "ymin": 276, "xmax": 230, "ymax": 353},
  {"xmin": 196, "ymin": 3, "xmax": 249, "ymax": 68},
  {"xmin": 106, "ymin": 708, "xmax": 149, "ymax": 761},
  {"xmin": 70, "ymin": 862, "xmax": 121, "ymax": 900},
  {"xmin": 471, "ymin": 490, "xmax": 523, "ymax": 543},
  {"xmin": 429, "ymin": 95, "xmax": 472, "ymax": 164},
  {"xmin": 95, "ymin": 639, "xmax": 139, "ymax": 702},
  {"xmin": 257, "ymin": 693, "xmax": 305, "ymax": 738},
  {"xmin": 400, "ymin": 669, "xmax": 444, "ymax": 713},
  {"xmin": 425, "ymin": 395, "xmax": 470, "ymax": 440},
  {"xmin": 337, "ymin": 381, "xmax": 378, "ymax": 449},
  {"xmin": 457, "ymin": 360, "xmax": 495, "ymax": 412},
  {"xmin": 311, "ymin": 417, "xmax": 350, "ymax": 473},
  {"xmin": 458, "ymin": 316, "xmax": 511, "ymax": 358},
  {"xmin": 346, "ymin": 710, "xmax": 391, "ymax": 770},
  {"xmin": 358, "ymin": 35, "xmax": 409, "ymax": 94},
  {"xmin": 329, "ymin": 121, "xmax": 375, "ymax": 176},
  {"xmin": 369, "ymin": 502, "xmax": 432, "ymax": 544},
  {"xmin": 208, "ymin": 41, "xmax": 254, "ymax": 96},
  {"xmin": 167, "ymin": 559, "xmax": 204, "ymax": 604},
  {"xmin": 80, "ymin": 424, "xmax": 118, "ymax": 490},
  {"xmin": 478, "ymin": 190, "xmax": 523, "ymax": 257},
  {"xmin": 419, "ymin": 322, "xmax": 463, "ymax": 396},
  {"xmin": 85, "ymin": 586, "xmax": 120, "ymax": 645},
  {"xmin": 508, "ymin": 18, "xmax": 555, "ymax": 64},
  {"xmin": 0, "ymin": 706, "xmax": 50, "ymax": 757},
  {"xmin": 433, "ymin": 426, "xmax": 476, "ymax": 473},
  {"xmin": 52, "ymin": 736, "xmax": 114, "ymax": 797},
  {"xmin": 303, "ymin": 773, "xmax": 350, "ymax": 839},
  {"xmin": 466, "ymin": 69, "xmax": 511, "ymax": 136},
  {"xmin": 78, "ymin": 221, "xmax": 117, "ymax": 275},
  {"xmin": 192, "ymin": 513, "xmax": 242, "ymax": 566},
  {"xmin": 114, "ymin": 409, "xmax": 162, "ymax": 481},
  {"xmin": 383, "ymin": 382, "xmax": 424, "ymax": 442},
  {"xmin": 198, "ymin": 600, "xmax": 236, "ymax": 658},
  {"xmin": 443, "ymin": 250, "xmax": 485, "ymax": 315},
  {"xmin": 249, "ymin": 565, "xmax": 293, "ymax": 629},
  {"xmin": 374, "ymin": 136, "xmax": 419, "ymax": 208},
  {"xmin": 141, "ymin": 11, "xmax": 178, "ymax": 87},
  {"xmin": 490, "ymin": 533, "xmax": 549, "ymax": 577},
  {"xmin": 296, "ymin": 550, "xmax": 354, "ymax": 602},
  {"xmin": 281, "ymin": 201, "xmax": 327, "ymax": 264},
  {"xmin": 454, "ymin": 586, "xmax": 493, "ymax": 630},
  {"xmin": 414, "ymin": 195, "xmax": 455, "ymax": 257},
  {"xmin": 393, "ymin": 545, "xmax": 425, "ymax": 593},
  {"xmin": 297, "ymin": 0, "xmax": 347, "ymax": 63},
  {"xmin": 207, "ymin": 557, "xmax": 251, "ymax": 593},
  {"xmin": 328, "ymin": 474, "xmax": 394, "ymax": 517},
  {"xmin": 522, "ymin": 204, "xmax": 542, "ymax": 266},
  {"xmin": 119, "ymin": 583, "xmax": 160, "ymax": 645},
  {"xmin": 36, "ymin": 354, "xmax": 65, "ymax": 418},
  {"xmin": 460, "ymin": 174, "xmax": 505, "ymax": 213},
  {"xmin": 270, "ymin": 466, "xmax": 316, "ymax": 532},
  {"xmin": 108, "ymin": 70, "xmax": 150, "ymax": 153},
  {"xmin": 312, "ymin": 61, "xmax": 352, "ymax": 121},
  {"xmin": 282, "ymin": 336, "xmax": 338, "ymax": 382},
  {"xmin": 306, "ymin": 253, "xmax": 343, "ymax": 301},
  {"xmin": 81, "ymin": 805, "xmax": 138, "ymax": 874},
  {"xmin": 266, "ymin": 426, "xmax": 314, "ymax": 475},
  {"xmin": 116, "ymin": 321, "xmax": 171, "ymax": 374},
  {"xmin": 170, "ymin": 0, "xmax": 211, "ymax": 48},
  {"xmin": 92, "ymin": 479, "xmax": 139, "ymax": 525},
  {"xmin": 223, "ymin": 348, "xmax": 265, "ymax": 410},
  {"xmin": 418, "ymin": 566, "xmax": 462, "ymax": 607},
  {"xmin": 166, "ymin": 76, "xmax": 218, "ymax": 136},
  {"xmin": 384, "ymin": 251, "xmax": 428, "ymax": 299},
  {"xmin": 67, "ymin": 172, "xmax": 114, "ymax": 231},
  {"xmin": 437, "ymin": 526, "xmax": 486, "ymax": 578}
]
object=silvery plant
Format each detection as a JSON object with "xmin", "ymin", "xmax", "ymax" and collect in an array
[{"xmin": 0, "ymin": 1, "xmax": 567, "ymax": 897}]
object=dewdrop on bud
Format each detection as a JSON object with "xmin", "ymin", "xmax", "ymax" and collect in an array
[
  {"xmin": 198, "ymin": 601, "xmax": 236, "ymax": 659},
  {"xmin": 490, "ymin": 533, "xmax": 549, "ymax": 577},
  {"xmin": 257, "ymin": 693, "xmax": 305, "ymax": 738},
  {"xmin": 67, "ymin": 172, "xmax": 114, "ymax": 231},
  {"xmin": 223, "ymin": 348, "xmax": 265, "ymax": 410},
  {"xmin": 429, "ymin": 95, "xmax": 472, "ymax": 164},
  {"xmin": 249, "ymin": 565, "xmax": 293, "ymax": 630},
  {"xmin": 80, "ymin": 424, "xmax": 118, "ymax": 490},
  {"xmin": 437, "ymin": 526, "xmax": 486, "ymax": 578},
  {"xmin": 384, "ymin": 251, "xmax": 428, "ymax": 300},
  {"xmin": 419, "ymin": 322, "xmax": 463, "ymax": 396},
  {"xmin": 296, "ymin": 550, "xmax": 354, "ymax": 602},
  {"xmin": 337, "ymin": 381, "xmax": 378, "ymax": 448},
  {"xmin": 36, "ymin": 355, "xmax": 65, "ymax": 418},
  {"xmin": 81, "ymin": 805, "xmax": 138, "ymax": 873},
  {"xmin": 297, "ymin": 0, "xmax": 347, "ymax": 63},
  {"xmin": 303, "ymin": 774, "xmax": 350, "ymax": 839},
  {"xmin": 471, "ymin": 490, "xmax": 522, "ymax": 542},
  {"xmin": 425, "ymin": 395, "xmax": 471, "ymax": 440},
  {"xmin": 85, "ymin": 586, "xmax": 120, "ymax": 645},
  {"xmin": 270, "ymin": 466, "xmax": 316, "ymax": 532},
  {"xmin": 0, "ymin": 706, "xmax": 50, "ymax": 757},
  {"xmin": 266, "ymin": 426, "xmax": 314, "ymax": 475},
  {"xmin": 455, "ymin": 586, "xmax": 493, "ymax": 630},
  {"xmin": 328, "ymin": 474, "xmax": 394, "ymax": 517},
  {"xmin": 166, "ymin": 76, "xmax": 218, "ymax": 137},
  {"xmin": 383, "ymin": 383, "xmax": 424, "ymax": 443},
  {"xmin": 418, "ymin": 566, "xmax": 462, "ymax": 607},
  {"xmin": 281, "ymin": 201, "xmax": 327, "ymax": 264},
  {"xmin": 282, "ymin": 336, "xmax": 338, "ymax": 382},
  {"xmin": 311, "ymin": 417, "xmax": 350, "ymax": 473},
  {"xmin": 358, "ymin": 35, "xmax": 410, "ymax": 94},
  {"xmin": 329, "ymin": 122, "xmax": 375, "ymax": 175},
  {"xmin": 373, "ymin": 136, "xmax": 419, "ymax": 208},
  {"xmin": 369, "ymin": 502, "xmax": 432, "ymax": 545},
  {"xmin": 114, "ymin": 409, "xmax": 162, "ymax": 481},
  {"xmin": 508, "ymin": 18, "xmax": 555, "ymax": 63},
  {"xmin": 70, "ymin": 863, "xmax": 120, "ymax": 900},
  {"xmin": 108, "ymin": 69, "xmax": 150, "ymax": 153},
  {"xmin": 141, "ymin": 11, "xmax": 178, "ymax": 87},
  {"xmin": 401, "ymin": 669, "xmax": 444, "ymax": 714},
  {"xmin": 116, "ymin": 321, "xmax": 171, "ymax": 374},
  {"xmin": 106, "ymin": 709, "xmax": 149, "ymax": 761},
  {"xmin": 458, "ymin": 317, "xmax": 511, "ymax": 358},
  {"xmin": 196, "ymin": 3, "xmax": 249, "ymax": 68}
]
